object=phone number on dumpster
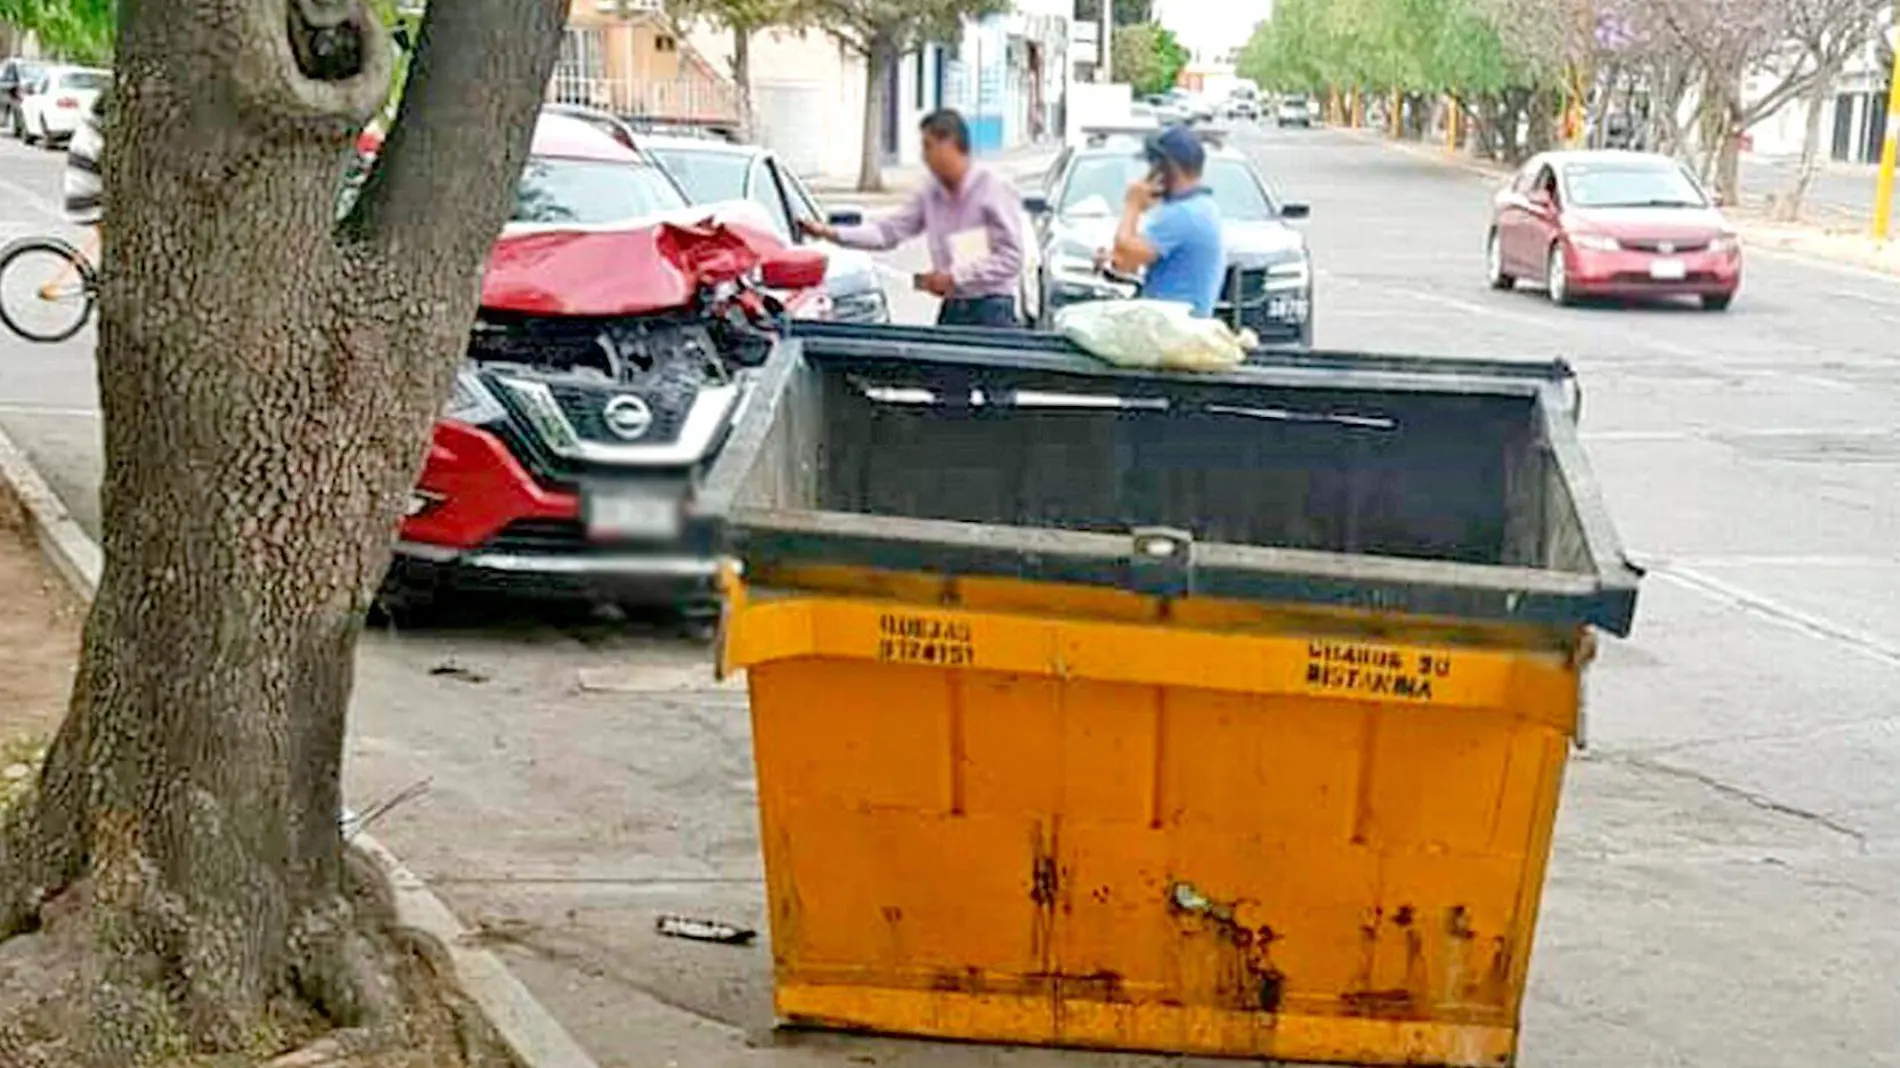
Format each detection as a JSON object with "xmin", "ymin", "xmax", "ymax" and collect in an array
[{"xmin": 877, "ymin": 613, "xmax": 977, "ymax": 667}]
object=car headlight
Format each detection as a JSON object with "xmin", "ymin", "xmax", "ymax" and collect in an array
[
  {"xmin": 444, "ymin": 369, "xmax": 506, "ymax": 426},
  {"xmin": 1709, "ymin": 234, "xmax": 1740, "ymax": 253},
  {"xmin": 1571, "ymin": 233, "xmax": 1620, "ymax": 252},
  {"xmin": 1263, "ymin": 258, "xmax": 1310, "ymax": 289},
  {"xmin": 1049, "ymin": 252, "xmax": 1130, "ymax": 296},
  {"xmin": 1050, "ymin": 251, "xmax": 1102, "ymax": 277}
]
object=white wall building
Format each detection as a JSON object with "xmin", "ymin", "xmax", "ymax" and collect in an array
[{"xmin": 689, "ymin": 2, "xmax": 1070, "ymax": 183}]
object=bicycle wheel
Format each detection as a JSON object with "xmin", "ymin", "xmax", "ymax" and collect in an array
[{"xmin": 0, "ymin": 238, "xmax": 96, "ymax": 344}]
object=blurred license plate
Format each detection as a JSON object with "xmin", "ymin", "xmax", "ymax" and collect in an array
[
  {"xmin": 585, "ymin": 486, "xmax": 681, "ymax": 541},
  {"xmin": 1649, "ymin": 258, "xmax": 1687, "ymax": 280},
  {"xmin": 1269, "ymin": 297, "xmax": 1310, "ymax": 320}
]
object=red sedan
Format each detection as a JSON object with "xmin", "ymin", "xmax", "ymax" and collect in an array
[{"xmin": 1486, "ymin": 150, "xmax": 1742, "ymax": 311}]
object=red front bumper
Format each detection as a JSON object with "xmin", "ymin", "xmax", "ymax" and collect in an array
[
  {"xmin": 388, "ymin": 420, "xmax": 721, "ymax": 600},
  {"xmin": 400, "ymin": 419, "xmax": 578, "ymax": 550},
  {"xmin": 1567, "ymin": 245, "xmax": 1742, "ymax": 298}
]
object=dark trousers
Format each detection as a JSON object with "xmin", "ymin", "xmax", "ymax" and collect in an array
[{"xmin": 937, "ymin": 295, "xmax": 1019, "ymax": 328}]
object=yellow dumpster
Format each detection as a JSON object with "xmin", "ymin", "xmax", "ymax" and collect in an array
[{"xmin": 703, "ymin": 326, "xmax": 1639, "ymax": 1066}]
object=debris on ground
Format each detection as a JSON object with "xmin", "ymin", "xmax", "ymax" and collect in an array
[
  {"xmin": 428, "ymin": 661, "xmax": 490, "ymax": 684},
  {"xmin": 654, "ymin": 914, "xmax": 756, "ymax": 945}
]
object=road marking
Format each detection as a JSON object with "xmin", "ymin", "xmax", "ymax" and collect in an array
[
  {"xmin": 1650, "ymin": 563, "xmax": 1900, "ymax": 670},
  {"xmin": 0, "ymin": 403, "xmax": 98, "ymax": 418},
  {"xmin": 1318, "ymin": 270, "xmax": 1857, "ymax": 392},
  {"xmin": 1319, "ymin": 270, "xmax": 1710, "ymax": 358},
  {"xmin": 1584, "ymin": 427, "xmax": 1898, "ymax": 443},
  {"xmin": 1640, "ymin": 554, "xmax": 1898, "ymax": 568}
]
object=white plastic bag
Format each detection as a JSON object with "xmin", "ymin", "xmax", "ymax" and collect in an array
[{"xmin": 1055, "ymin": 299, "xmax": 1255, "ymax": 372}]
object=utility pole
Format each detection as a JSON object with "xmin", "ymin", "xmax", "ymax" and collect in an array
[
  {"xmin": 1874, "ymin": 25, "xmax": 1900, "ymax": 240},
  {"xmin": 1097, "ymin": 0, "xmax": 1113, "ymax": 83}
]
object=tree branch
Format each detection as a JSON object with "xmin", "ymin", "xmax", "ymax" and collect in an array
[
  {"xmin": 804, "ymin": 0, "xmax": 870, "ymax": 53},
  {"xmin": 343, "ymin": 0, "xmax": 568, "ymax": 255}
]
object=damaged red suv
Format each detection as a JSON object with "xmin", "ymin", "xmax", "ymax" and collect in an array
[{"xmin": 356, "ymin": 111, "xmax": 829, "ymax": 618}]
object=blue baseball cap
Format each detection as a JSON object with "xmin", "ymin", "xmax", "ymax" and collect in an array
[{"xmin": 1142, "ymin": 125, "xmax": 1205, "ymax": 172}]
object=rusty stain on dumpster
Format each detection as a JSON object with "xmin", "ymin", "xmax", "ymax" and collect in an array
[{"xmin": 1167, "ymin": 881, "xmax": 1287, "ymax": 1015}]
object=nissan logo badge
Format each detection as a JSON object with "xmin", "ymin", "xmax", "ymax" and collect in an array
[{"xmin": 602, "ymin": 395, "xmax": 654, "ymax": 440}]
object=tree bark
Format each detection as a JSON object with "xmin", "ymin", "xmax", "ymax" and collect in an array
[
  {"xmin": 731, "ymin": 24, "xmax": 755, "ymax": 144},
  {"xmin": 1777, "ymin": 72, "xmax": 1834, "ymax": 222},
  {"xmin": 0, "ymin": 0, "xmax": 567, "ymax": 1061},
  {"xmin": 857, "ymin": 33, "xmax": 897, "ymax": 194}
]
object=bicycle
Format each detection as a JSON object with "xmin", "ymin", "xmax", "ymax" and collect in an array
[{"xmin": 0, "ymin": 235, "xmax": 97, "ymax": 344}]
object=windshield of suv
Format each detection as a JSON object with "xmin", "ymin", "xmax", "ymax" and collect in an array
[
  {"xmin": 512, "ymin": 158, "xmax": 688, "ymax": 224},
  {"xmin": 1058, "ymin": 155, "xmax": 1278, "ymax": 222},
  {"xmin": 1562, "ymin": 160, "xmax": 1706, "ymax": 208},
  {"xmin": 647, "ymin": 147, "xmax": 750, "ymax": 204}
]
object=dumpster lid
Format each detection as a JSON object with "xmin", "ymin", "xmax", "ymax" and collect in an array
[{"xmin": 701, "ymin": 325, "xmax": 1640, "ymax": 636}]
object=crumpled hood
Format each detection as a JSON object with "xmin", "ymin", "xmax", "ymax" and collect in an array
[{"xmin": 482, "ymin": 214, "xmax": 788, "ymax": 317}]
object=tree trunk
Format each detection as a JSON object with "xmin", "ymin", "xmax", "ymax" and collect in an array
[
  {"xmin": 858, "ymin": 34, "xmax": 897, "ymax": 194},
  {"xmin": 1523, "ymin": 86, "xmax": 1560, "ymax": 156},
  {"xmin": 1704, "ymin": 94, "xmax": 1744, "ymax": 205},
  {"xmin": 732, "ymin": 24, "xmax": 755, "ymax": 144},
  {"xmin": 0, "ymin": 0, "xmax": 567, "ymax": 1061},
  {"xmin": 1776, "ymin": 73, "xmax": 1834, "ymax": 223}
]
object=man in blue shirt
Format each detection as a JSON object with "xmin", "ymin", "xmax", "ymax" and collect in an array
[{"xmin": 1104, "ymin": 126, "xmax": 1224, "ymax": 316}]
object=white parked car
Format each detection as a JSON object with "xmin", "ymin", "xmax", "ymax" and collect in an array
[{"xmin": 19, "ymin": 65, "xmax": 108, "ymax": 147}]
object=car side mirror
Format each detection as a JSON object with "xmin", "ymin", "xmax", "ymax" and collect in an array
[
  {"xmin": 1710, "ymin": 190, "xmax": 1728, "ymax": 207},
  {"xmin": 1023, "ymin": 194, "xmax": 1051, "ymax": 216},
  {"xmin": 1281, "ymin": 202, "xmax": 1310, "ymax": 219},
  {"xmin": 825, "ymin": 207, "xmax": 864, "ymax": 228},
  {"xmin": 760, "ymin": 247, "xmax": 828, "ymax": 291}
]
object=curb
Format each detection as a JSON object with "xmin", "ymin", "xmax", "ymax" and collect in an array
[
  {"xmin": 1347, "ymin": 129, "xmax": 1900, "ymax": 279},
  {"xmin": 0, "ymin": 421, "xmax": 602, "ymax": 1068}
]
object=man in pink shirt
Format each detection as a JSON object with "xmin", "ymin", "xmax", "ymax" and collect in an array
[{"xmin": 801, "ymin": 109, "xmax": 1025, "ymax": 327}]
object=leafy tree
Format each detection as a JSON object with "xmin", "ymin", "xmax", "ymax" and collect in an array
[
  {"xmin": 1112, "ymin": 22, "xmax": 1188, "ymax": 96},
  {"xmin": 0, "ymin": 0, "xmax": 114, "ymax": 62},
  {"xmin": 667, "ymin": 0, "xmax": 808, "ymax": 141},
  {"xmin": 0, "ymin": 0, "xmax": 569, "ymax": 1063},
  {"xmin": 802, "ymin": 0, "xmax": 1010, "ymax": 193},
  {"xmin": 1238, "ymin": 0, "xmax": 1572, "ymax": 160}
]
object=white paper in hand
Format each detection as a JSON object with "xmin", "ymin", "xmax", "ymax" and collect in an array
[{"xmin": 948, "ymin": 226, "xmax": 991, "ymax": 268}]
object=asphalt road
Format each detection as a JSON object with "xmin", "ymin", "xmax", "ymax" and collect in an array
[{"xmin": 2, "ymin": 126, "xmax": 1898, "ymax": 1067}]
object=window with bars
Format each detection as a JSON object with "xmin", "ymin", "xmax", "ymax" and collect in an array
[{"xmin": 551, "ymin": 27, "xmax": 607, "ymax": 105}]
